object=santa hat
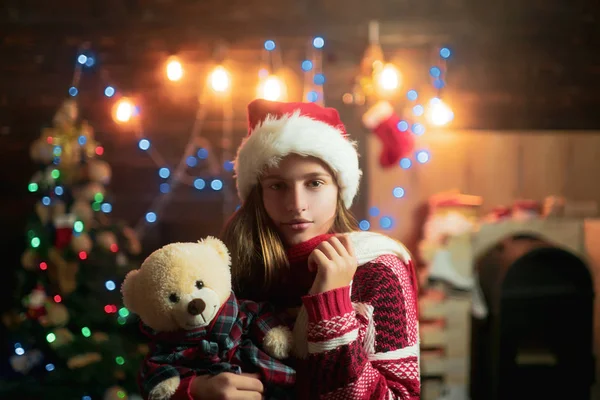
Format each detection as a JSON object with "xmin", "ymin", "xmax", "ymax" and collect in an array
[{"xmin": 234, "ymin": 99, "xmax": 362, "ymax": 208}]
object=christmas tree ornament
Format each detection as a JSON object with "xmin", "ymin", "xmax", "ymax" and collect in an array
[
  {"xmin": 66, "ymin": 352, "xmax": 102, "ymax": 369},
  {"xmin": 47, "ymin": 327, "xmax": 75, "ymax": 349},
  {"xmin": 9, "ymin": 349, "xmax": 43, "ymax": 374},
  {"xmin": 97, "ymin": 231, "xmax": 118, "ymax": 251},
  {"xmin": 48, "ymin": 247, "xmax": 79, "ymax": 295},
  {"xmin": 29, "ymin": 137, "xmax": 55, "ymax": 165},
  {"xmin": 87, "ymin": 159, "xmax": 112, "ymax": 184},
  {"xmin": 122, "ymin": 226, "xmax": 142, "ymax": 255},
  {"xmin": 92, "ymin": 332, "xmax": 109, "ymax": 343},
  {"xmin": 70, "ymin": 232, "xmax": 92, "ymax": 253},
  {"xmin": 71, "ymin": 200, "xmax": 94, "ymax": 227},
  {"xmin": 20, "ymin": 249, "xmax": 38, "ymax": 271},
  {"xmin": 104, "ymin": 386, "xmax": 128, "ymax": 400},
  {"xmin": 22, "ymin": 284, "xmax": 48, "ymax": 320},
  {"xmin": 29, "ymin": 170, "xmax": 45, "ymax": 187},
  {"xmin": 53, "ymin": 99, "xmax": 78, "ymax": 129},
  {"xmin": 51, "ymin": 200, "xmax": 67, "ymax": 220},
  {"xmin": 79, "ymin": 120, "xmax": 101, "ymax": 159},
  {"xmin": 74, "ymin": 182, "xmax": 106, "ymax": 203},
  {"xmin": 34, "ymin": 201, "xmax": 51, "ymax": 224},
  {"xmin": 2, "ymin": 310, "xmax": 26, "ymax": 329},
  {"xmin": 53, "ymin": 213, "xmax": 76, "ymax": 250},
  {"xmin": 116, "ymin": 252, "xmax": 129, "ymax": 267},
  {"xmin": 40, "ymin": 302, "xmax": 69, "ymax": 327}
]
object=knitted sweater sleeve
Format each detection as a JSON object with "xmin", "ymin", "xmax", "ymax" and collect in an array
[{"xmin": 301, "ymin": 255, "xmax": 420, "ymax": 399}]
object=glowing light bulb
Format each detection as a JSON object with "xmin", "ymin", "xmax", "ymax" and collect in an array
[
  {"xmin": 257, "ymin": 75, "xmax": 286, "ymax": 101},
  {"xmin": 113, "ymin": 98, "xmax": 135, "ymax": 123},
  {"xmin": 426, "ymin": 98, "xmax": 454, "ymax": 127},
  {"xmin": 210, "ymin": 66, "xmax": 230, "ymax": 93},
  {"xmin": 376, "ymin": 64, "xmax": 401, "ymax": 92},
  {"xmin": 166, "ymin": 57, "xmax": 184, "ymax": 81}
]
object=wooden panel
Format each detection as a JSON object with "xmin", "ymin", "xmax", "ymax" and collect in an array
[
  {"xmin": 566, "ymin": 134, "xmax": 600, "ymax": 202},
  {"xmin": 464, "ymin": 131, "xmax": 520, "ymax": 209},
  {"xmin": 518, "ymin": 133, "xmax": 571, "ymax": 200},
  {"xmin": 413, "ymin": 130, "xmax": 471, "ymax": 200}
]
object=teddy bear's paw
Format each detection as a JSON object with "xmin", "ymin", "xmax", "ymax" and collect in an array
[
  {"xmin": 149, "ymin": 376, "xmax": 180, "ymax": 400},
  {"xmin": 263, "ymin": 325, "xmax": 294, "ymax": 359}
]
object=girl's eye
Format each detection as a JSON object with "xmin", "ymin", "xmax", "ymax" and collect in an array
[
  {"xmin": 308, "ymin": 180, "xmax": 324, "ymax": 188},
  {"xmin": 269, "ymin": 183, "xmax": 284, "ymax": 190}
]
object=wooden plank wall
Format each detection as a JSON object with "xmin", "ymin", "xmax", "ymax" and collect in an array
[{"xmin": 366, "ymin": 130, "xmax": 600, "ymax": 250}]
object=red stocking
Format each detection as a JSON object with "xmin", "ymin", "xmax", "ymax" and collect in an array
[{"xmin": 362, "ymin": 101, "xmax": 415, "ymax": 168}]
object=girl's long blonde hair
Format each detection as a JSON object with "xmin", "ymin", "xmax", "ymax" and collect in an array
[{"xmin": 221, "ymin": 185, "xmax": 358, "ymax": 299}]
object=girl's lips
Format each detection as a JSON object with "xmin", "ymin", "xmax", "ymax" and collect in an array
[{"xmin": 287, "ymin": 222, "xmax": 312, "ymax": 230}]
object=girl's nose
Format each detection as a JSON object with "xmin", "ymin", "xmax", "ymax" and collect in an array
[{"xmin": 286, "ymin": 185, "xmax": 308, "ymax": 212}]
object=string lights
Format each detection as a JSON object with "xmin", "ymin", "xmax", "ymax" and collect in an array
[
  {"xmin": 350, "ymin": 21, "xmax": 455, "ymax": 232},
  {"xmin": 43, "ymin": 32, "xmax": 453, "ymax": 237},
  {"xmin": 61, "ymin": 38, "xmax": 328, "ymax": 240}
]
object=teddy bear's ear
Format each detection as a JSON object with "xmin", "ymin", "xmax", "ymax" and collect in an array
[
  {"xmin": 201, "ymin": 236, "xmax": 231, "ymax": 267},
  {"xmin": 121, "ymin": 269, "xmax": 141, "ymax": 314}
]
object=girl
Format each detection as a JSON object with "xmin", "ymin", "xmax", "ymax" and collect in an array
[{"xmin": 191, "ymin": 99, "xmax": 420, "ymax": 399}]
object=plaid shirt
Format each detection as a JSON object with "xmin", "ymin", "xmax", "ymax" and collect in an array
[{"xmin": 139, "ymin": 292, "xmax": 296, "ymax": 400}]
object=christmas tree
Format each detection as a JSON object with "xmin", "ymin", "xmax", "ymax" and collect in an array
[{"xmin": 1, "ymin": 99, "xmax": 146, "ymax": 400}]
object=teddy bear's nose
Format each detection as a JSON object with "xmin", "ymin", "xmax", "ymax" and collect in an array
[{"xmin": 187, "ymin": 299, "xmax": 206, "ymax": 316}]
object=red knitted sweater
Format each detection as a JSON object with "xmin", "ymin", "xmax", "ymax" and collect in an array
[{"xmin": 281, "ymin": 233, "xmax": 421, "ymax": 399}]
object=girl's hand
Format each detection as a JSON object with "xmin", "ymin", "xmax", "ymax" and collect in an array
[
  {"xmin": 190, "ymin": 372, "xmax": 264, "ymax": 400},
  {"xmin": 308, "ymin": 235, "xmax": 358, "ymax": 295}
]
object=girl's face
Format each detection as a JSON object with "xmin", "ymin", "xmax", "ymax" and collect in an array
[{"xmin": 260, "ymin": 154, "xmax": 339, "ymax": 246}]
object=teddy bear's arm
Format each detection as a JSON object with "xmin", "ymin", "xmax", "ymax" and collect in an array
[
  {"xmin": 238, "ymin": 300, "xmax": 293, "ymax": 360},
  {"xmin": 140, "ymin": 353, "xmax": 197, "ymax": 400}
]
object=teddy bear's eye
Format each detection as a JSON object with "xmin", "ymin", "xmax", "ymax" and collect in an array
[
  {"xmin": 168, "ymin": 293, "xmax": 180, "ymax": 303},
  {"xmin": 195, "ymin": 280, "xmax": 204, "ymax": 290}
]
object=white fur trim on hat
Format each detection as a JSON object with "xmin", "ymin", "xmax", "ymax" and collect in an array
[{"xmin": 234, "ymin": 111, "xmax": 362, "ymax": 208}]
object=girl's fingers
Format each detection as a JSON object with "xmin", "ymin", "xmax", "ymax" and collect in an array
[
  {"xmin": 317, "ymin": 240, "xmax": 340, "ymax": 261},
  {"xmin": 308, "ymin": 249, "xmax": 330, "ymax": 272},
  {"xmin": 336, "ymin": 234, "xmax": 355, "ymax": 257},
  {"xmin": 328, "ymin": 236, "xmax": 350, "ymax": 258}
]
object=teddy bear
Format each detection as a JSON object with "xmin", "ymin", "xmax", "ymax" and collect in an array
[{"xmin": 121, "ymin": 236, "xmax": 295, "ymax": 400}]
